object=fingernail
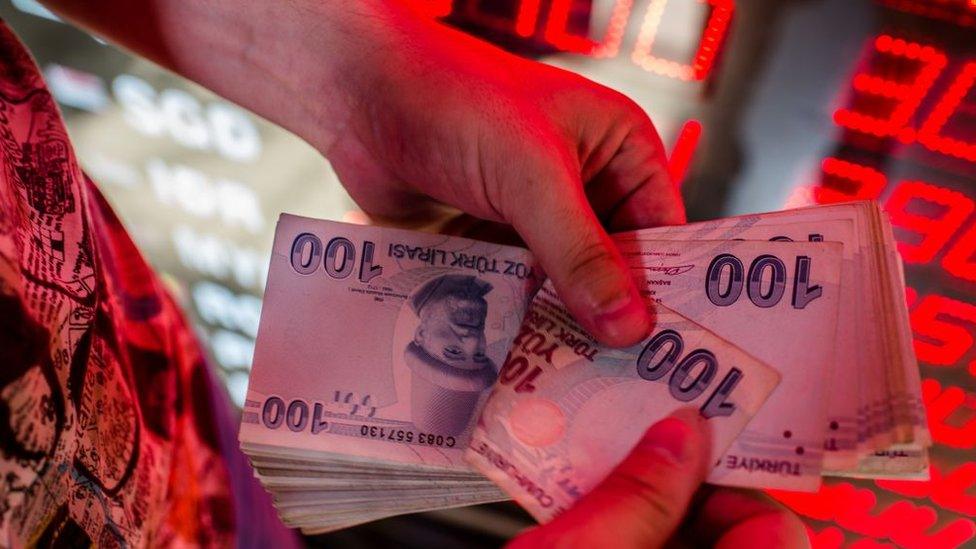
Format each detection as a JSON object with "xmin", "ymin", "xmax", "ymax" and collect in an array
[
  {"xmin": 638, "ymin": 408, "xmax": 701, "ymax": 463},
  {"xmin": 592, "ymin": 291, "xmax": 652, "ymax": 347}
]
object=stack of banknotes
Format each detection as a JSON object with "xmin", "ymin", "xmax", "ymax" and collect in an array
[{"xmin": 239, "ymin": 201, "xmax": 927, "ymax": 533}]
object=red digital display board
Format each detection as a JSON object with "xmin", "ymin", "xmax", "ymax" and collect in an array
[{"xmin": 778, "ymin": 6, "xmax": 976, "ymax": 548}]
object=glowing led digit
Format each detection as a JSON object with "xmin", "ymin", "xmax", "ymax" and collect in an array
[
  {"xmin": 514, "ymin": 0, "xmax": 542, "ymax": 37},
  {"xmin": 631, "ymin": 0, "xmax": 734, "ymax": 81},
  {"xmin": 768, "ymin": 482, "xmax": 976, "ymax": 547},
  {"xmin": 911, "ymin": 295, "xmax": 976, "ymax": 366},
  {"xmin": 461, "ymin": 0, "xmax": 536, "ymax": 35},
  {"xmin": 923, "ymin": 378, "xmax": 976, "ymax": 450},
  {"xmin": 405, "ymin": 0, "xmax": 453, "ymax": 17},
  {"xmin": 833, "ymin": 35, "xmax": 946, "ymax": 141},
  {"xmin": 917, "ymin": 62, "xmax": 976, "ymax": 162},
  {"xmin": 942, "ymin": 221, "xmax": 976, "ymax": 283},
  {"xmin": 667, "ymin": 119, "xmax": 702, "ymax": 185},
  {"xmin": 813, "ymin": 157, "xmax": 888, "ymax": 204},
  {"xmin": 884, "ymin": 181, "xmax": 974, "ymax": 263},
  {"xmin": 933, "ymin": 462, "xmax": 976, "ymax": 517},
  {"xmin": 542, "ymin": 0, "xmax": 633, "ymax": 56},
  {"xmin": 906, "ymin": 286, "xmax": 919, "ymax": 308}
]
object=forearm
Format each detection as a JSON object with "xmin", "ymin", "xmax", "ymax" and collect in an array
[{"xmin": 40, "ymin": 0, "xmax": 420, "ymax": 151}]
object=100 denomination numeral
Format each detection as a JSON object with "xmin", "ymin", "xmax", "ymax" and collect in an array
[
  {"xmin": 636, "ymin": 328, "xmax": 742, "ymax": 419},
  {"xmin": 262, "ymin": 396, "xmax": 330, "ymax": 434},
  {"xmin": 705, "ymin": 253, "xmax": 823, "ymax": 310},
  {"xmin": 289, "ymin": 233, "xmax": 384, "ymax": 283}
]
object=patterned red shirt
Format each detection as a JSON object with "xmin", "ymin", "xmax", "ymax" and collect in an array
[{"xmin": 0, "ymin": 19, "xmax": 295, "ymax": 548}]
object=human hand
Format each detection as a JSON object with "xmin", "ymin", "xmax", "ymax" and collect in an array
[
  {"xmin": 310, "ymin": 10, "xmax": 802, "ymax": 547},
  {"xmin": 40, "ymin": 3, "xmax": 800, "ymax": 544},
  {"xmin": 316, "ymin": 4, "xmax": 684, "ymax": 347},
  {"xmin": 507, "ymin": 409, "xmax": 810, "ymax": 549},
  {"xmin": 41, "ymin": 0, "xmax": 681, "ymax": 347}
]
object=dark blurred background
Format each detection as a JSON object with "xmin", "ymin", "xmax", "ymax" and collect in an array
[{"xmin": 5, "ymin": 0, "xmax": 974, "ymax": 546}]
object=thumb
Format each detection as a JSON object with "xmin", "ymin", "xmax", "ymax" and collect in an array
[
  {"xmin": 507, "ymin": 168, "xmax": 652, "ymax": 347},
  {"xmin": 510, "ymin": 408, "xmax": 710, "ymax": 549}
]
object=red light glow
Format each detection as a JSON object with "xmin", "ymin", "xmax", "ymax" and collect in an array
[
  {"xmin": 923, "ymin": 378, "xmax": 976, "ymax": 449},
  {"xmin": 515, "ymin": 0, "xmax": 543, "ymax": 37},
  {"xmin": 807, "ymin": 526, "xmax": 899, "ymax": 549},
  {"xmin": 462, "ymin": 0, "xmax": 532, "ymax": 35},
  {"xmin": 768, "ymin": 482, "xmax": 976, "ymax": 548},
  {"xmin": 943, "ymin": 222, "xmax": 976, "ymax": 283},
  {"xmin": 834, "ymin": 35, "xmax": 947, "ymax": 141},
  {"xmin": 932, "ymin": 463, "xmax": 976, "ymax": 518},
  {"xmin": 667, "ymin": 119, "xmax": 702, "ymax": 185},
  {"xmin": 543, "ymin": 0, "xmax": 633, "ymax": 57},
  {"xmin": 917, "ymin": 62, "xmax": 976, "ymax": 162},
  {"xmin": 818, "ymin": 157, "xmax": 888, "ymax": 200},
  {"xmin": 884, "ymin": 181, "xmax": 975, "ymax": 263},
  {"xmin": 876, "ymin": 0, "xmax": 976, "ymax": 29},
  {"xmin": 911, "ymin": 294, "xmax": 976, "ymax": 366},
  {"xmin": 631, "ymin": 0, "xmax": 734, "ymax": 81},
  {"xmin": 794, "ymin": 26, "xmax": 976, "ymax": 549},
  {"xmin": 807, "ymin": 526, "xmax": 846, "ymax": 549},
  {"xmin": 407, "ymin": 0, "xmax": 453, "ymax": 18},
  {"xmin": 877, "ymin": 462, "xmax": 976, "ymax": 518},
  {"xmin": 907, "ymin": 285, "xmax": 919, "ymax": 308}
]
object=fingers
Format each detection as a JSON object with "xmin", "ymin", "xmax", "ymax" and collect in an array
[
  {"xmin": 561, "ymin": 408, "xmax": 710, "ymax": 546},
  {"xmin": 510, "ymin": 408, "xmax": 710, "ymax": 549},
  {"xmin": 507, "ymin": 166, "xmax": 653, "ymax": 347},
  {"xmin": 583, "ymin": 109, "xmax": 686, "ymax": 232},
  {"xmin": 685, "ymin": 488, "xmax": 810, "ymax": 549}
]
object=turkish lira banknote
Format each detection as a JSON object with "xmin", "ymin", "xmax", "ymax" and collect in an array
[
  {"xmin": 240, "ymin": 202, "xmax": 926, "ymax": 533},
  {"xmin": 240, "ymin": 214, "xmax": 540, "ymax": 470},
  {"xmin": 466, "ymin": 281, "xmax": 780, "ymax": 521}
]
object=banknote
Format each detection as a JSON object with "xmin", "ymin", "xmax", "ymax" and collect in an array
[
  {"xmin": 614, "ymin": 238, "xmax": 843, "ymax": 490},
  {"xmin": 239, "ymin": 214, "xmax": 540, "ymax": 469},
  {"xmin": 618, "ymin": 217, "xmax": 863, "ymax": 465},
  {"xmin": 618, "ymin": 202, "xmax": 929, "ymax": 476},
  {"xmin": 466, "ymin": 282, "xmax": 780, "ymax": 522}
]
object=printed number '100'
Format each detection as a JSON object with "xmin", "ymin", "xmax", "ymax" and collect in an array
[
  {"xmin": 636, "ymin": 329, "xmax": 741, "ymax": 419},
  {"xmin": 705, "ymin": 253, "xmax": 822, "ymax": 309},
  {"xmin": 290, "ymin": 232, "xmax": 383, "ymax": 283}
]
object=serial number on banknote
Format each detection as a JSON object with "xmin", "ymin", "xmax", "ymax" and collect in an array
[
  {"xmin": 359, "ymin": 426, "xmax": 457, "ymax": 448},
  {"xmin": 257, "ymin": 396, "xmax": 460, "ymax": 448}
]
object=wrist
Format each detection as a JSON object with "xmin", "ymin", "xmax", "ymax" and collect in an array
[{"xmin": 264, "ymin": 1, "xmax": 438, "ymax": 154}]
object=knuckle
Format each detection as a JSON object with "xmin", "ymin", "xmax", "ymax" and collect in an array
[
  {"xmin": 619, "ymin": 93, "xmax": 650, "ymax": 121},
  {"xmin": 565, "ymin": 239, "xmax": 616, "ymax": 283},
  {"xmin": 609, "ymin": 94, "xmax": 665, "ymax": 149},
  {"xmin": 603, "ymin": 87, "xmax": 652, "ymax": 127}
]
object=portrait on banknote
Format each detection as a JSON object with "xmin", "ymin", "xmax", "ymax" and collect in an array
[{"xmin": 403, "ymin": 274, "xmax": 498, "ymax": 435}]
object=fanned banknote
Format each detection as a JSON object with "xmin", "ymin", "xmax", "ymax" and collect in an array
[
  {"xmin": 616, "ymin": 202, "xmax": 929, "ymax": 479},
  {"xmin": 239, "ymin": 201, "xmax": 926, "ymax": 533},
  {"xmin": 465, "ymin": 282, "xmax": 780, "ymax": 521}
]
